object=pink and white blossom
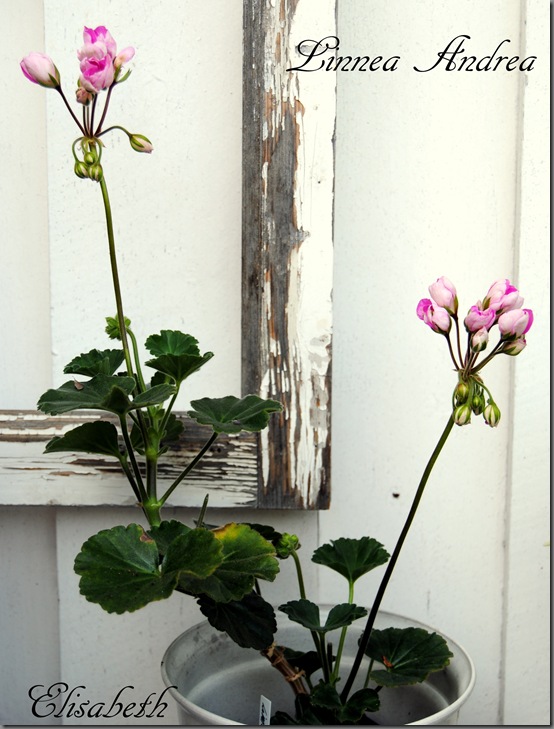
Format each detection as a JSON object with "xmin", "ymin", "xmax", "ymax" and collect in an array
[
  {"xmin": 498, "ymin": 308, "xmax": 534, "ymax": 338},
  {"xmin": 464, "ymin": 305, "xmax": 495, "ymax": 332},
  {"xmin": 114, "ymin": 46, "xmax": 135, "ymax": 69},
  {"xmin": 416, "ymin": 298, "xmax": 451, "ymax": 334},
  {"xmin": 428, "ymin": 276, "xmax": 457, "ymax": 314},
  {"xmin": 502, "ymin": 337, "xmax": 527, "ymax": 356},
  {"xmin": 470, "ymin": 327, "xmax": 489, "ymax": 353},
  {"xmin": 20, "ymin": 52, "xmax": 60, "ymax": 88},
  {"xmin": 483, "ymin": 279, "xmax": 524, "ymax": 314},
  {"xmin": 77, "ymin": 26, "xmax": 134, "ymax": 93}
]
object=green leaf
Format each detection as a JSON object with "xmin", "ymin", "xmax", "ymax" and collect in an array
[
  {"xmin": 64, "ymin": 348, "xmax": 125, "ymax": 377},
  {"xmin": 146, "ymin": 351, "xmax": 214, "ymax": 385},
  {"xmin": 131, "ymin": 383, "xmax": 176, "ymax": 408},
  {"xmin": 365, "ymin": 627, "xmax": 453, "ymax": 686},
  {"xmin": 44, "ymin": 421, "xmax": 122, "ymax": 460},
  {"xmin": 37, "ymin": 375, "xmax": 136, "ymax": 415},
  {"xmin": 306, "ymin": 684, "xmax": 380, "ymax": 723},
  {"xmin": 188, "ymin": 395, "xmax": 283, "ymax": 434},
  {"xmin": 162, "ymin": 529, "xmax": 223, "ymax": 580},
  {"xmin": 312, "ymin": 537, "xmax": 389, "ymax": 584},
  {"xmin": 105, "ymin": 315, "xmax": 131, "ymax": 341},
  {"xmin": 180, "ymin": 522, "xmax": 279, "ymax": 602},
  {"xmin": 197, "ymin": 592, "xmax": 277, "ymax": 649},
  {"xmin": 279, "ymin": 600, "xmax": 367, "ymax": 633},
  {"xmin": 145, "ymin": 330, "xmax": 201, "ymax": 356},
  {"xmin": 340, "ymin": 689, "xmax": 380, "ymax": 722},
  {"xmin": 148, "ymin": 520, "xmax": 192, "ymax": 556},
  {"xmin": 74, "ymin": 524, "xmax": 174, "ymax": 613}
]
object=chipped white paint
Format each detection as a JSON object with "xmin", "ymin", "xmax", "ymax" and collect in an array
[{"xmin": 257, "ymin": 0, "xmax": 335, "ymax": 505}]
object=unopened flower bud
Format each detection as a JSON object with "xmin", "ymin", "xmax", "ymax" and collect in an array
[
  {"xmin": 84, "ymin": 152, "xmax": 96, "ymax": 166},
  {"xmin": 276, "ymin": 533, "xmax": 300, "ymax": 558},
  {"xmin": 76, "ymin": 85, "xmax": 93, "ymax": 105},
  {"xmin": 20, "ymin": 52, "xmax": 60, "ymax": 88},
  {"xmin": 484, "ymin": 402, "xmax": 501, "ymax": 427},
  {"xmin": 471, "ymin": 327, "xmax": 489, "ymax": 353},
  {"xmin": 74, "ymin": 161, "xmax": 89, "ymax": 179},
  {"xmin": 454, "ymin": 381, "xmax": 470, "ymax": 405},
  {"xmin": 472, "ymin": 392, "xmax": 485, "ymax": 415},
  {"xmin": 129, "ymin": 134, "xmax": 153, "ymax": 154},
  {"xmin": 453, "ymin": 404, "xmax": 472, "ymax": 426},
  {"xmin": 89, "ymin": 163, "xmax": 103, "ymax": 182},
  {"xmin": 105, "ymin": 315, "xmax": 131, "ymax": 340},
  {"xmin": 502, "ymin": 337, "xmax": 527, "ymax": 356}
]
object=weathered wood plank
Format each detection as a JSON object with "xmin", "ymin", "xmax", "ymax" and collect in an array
[
  {"xmin": 242, "ymin": 0, "xmax": 336, "ymax": 508},
  {"xmin": 0, "ymin": 411, "xmax": 258, "ymax": 507}
]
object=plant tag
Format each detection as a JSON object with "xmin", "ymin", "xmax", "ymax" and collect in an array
[{"xmin": 259, "ymin": 695, "xmax": 271, "ymax": 725}]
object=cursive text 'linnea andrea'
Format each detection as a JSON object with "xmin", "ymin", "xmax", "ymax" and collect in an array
[{"xmin": 286, "ymin": 35, "xmax": 537, "ymax": 73}]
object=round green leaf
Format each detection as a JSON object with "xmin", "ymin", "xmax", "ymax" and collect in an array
[
  {"xmin": 365, "ymin": 627, "xmax": 453, "ymax": 686},
  {"xmin": 188, "ymin": 395, "xmax": 283, "ymax": 434},
  {"xmin": 148, "ymin": 520, "xmax": 191, "ymax": 556},
  {"xmin": 44, "ymin": 421, "xmax": 122, "ymax": 460},
  {"xmin": 37, "ymin": 375, "xmax": 136, "ymax": 415},
  {"xmin": 145, "ymin": 330, "xmax": 200, "ymax": 356},
  {"xmin": 279, "ymin": 600, "xmax": 366, "ymax": 633},
  {"xmin": 197, "ymin": 592, "xmax": 277, "ymax": 649},
  {"xmin": 180, "ymin": 523, "xmax": 279, "ymax": 602},
  {"xmin": 145, "ymin": 352, "xmax": 214, "ymax": 385},
  {"xmin": 162, "ymin": 528, "xmax": 223, "ymax": 579},
  {"xmin": 312, "ymin": 537, "xmax": 390, "ymax": 584},
  {"xmin": 74, "ymin": 524, "xmax": 174, "ymax": 613},
  {"xmin": 64, "ymin": 348, "xmax": 125, "ymax": 377}
]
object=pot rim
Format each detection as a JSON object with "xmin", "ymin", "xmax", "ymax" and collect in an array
[{"xmin": 161, "ymin": 607, "xmax": 476, "ymax": 726}]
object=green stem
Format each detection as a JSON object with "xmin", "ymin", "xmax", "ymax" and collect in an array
[
  {"xmin": 331, "ymin": 580, "xmax": 355, "ymax": 684},
  {"xmin": 158, "ymin": 432, "xmax": 218, "ymax": 506},
  {"xmin": 127, "ymin": 328, "xmax": 147, "ymax": 393},
  {"xmin": 118, "ymin": 415, "xmax": 146, "ymax": 501},
  {"xmin": 98, "ymin": 176, "xmax": 134, "ymax": 380},
  {"xmin": 291, "ymin": 550, "xmax": 307, "ymax": 599},
  {"xmin": 340, "ymin": 413, "xmax": 456, "ymax": 702}
]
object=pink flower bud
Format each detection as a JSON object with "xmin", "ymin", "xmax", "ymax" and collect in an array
[
  {"xmin": 483, "ymin": 279, "xmax": 524, "ymax": 313},
  {"xmin": 114, "ymin": 46, "xmax": 135, "ymax": 69},
  {"xmin": 75, "ymin": 85, "xmax": 93, "ymax": 105},
  {"xmin": 79, "ymin": 54, "xmax": 114, "ymax": 92},
  {"xmin": 129, "ymin": 134, "xmax": 153, "ymax": 153},
  {"xmin": 502, "ymin": 337, "xmax": 527, "ymax": 356},
  {"xmin": 20, "ymin": 52, "xmax": 60, "ymax": 88},
  {"xmin": 417, "ymin": 298, "xmax": 451, "ymax": 334},
  {"xmin": 471, "ymin": 327, "xmax": 489, "ymax": 353},
  {"xmin": 498, "ymin": 308, "xmax": 534, "ymax": 338},
  {"xmin": 464, "ymin": 305, "xmax": 495, "ymax": 332},
  {"xmin": 81, "ymin": 26, "xmax": 117, "ymax": 58},
  {"xmin": 428, "ymin": 276, "xmax": 458, "ymax": 314}
]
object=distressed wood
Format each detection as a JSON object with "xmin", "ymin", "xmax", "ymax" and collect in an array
[
  {"xmin": 0, "ymin": 411, "xmax": 258, "ymax": 507},
  {"xmin": 0, "ymin": 0, "xmax": 336, "ymax": 510},
  {"xmin": 242, "ymin": 0, "xmax": 336, "ymax": 508}
]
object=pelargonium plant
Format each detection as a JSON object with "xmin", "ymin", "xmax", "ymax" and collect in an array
[{"xmin": 21, "ymin": 27, "xmax": 533, "ymax": 726}]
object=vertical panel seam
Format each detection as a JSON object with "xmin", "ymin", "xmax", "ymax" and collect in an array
[{"xmin": 497, "ymin": 0, "xmax": 528, "ymax": 724}]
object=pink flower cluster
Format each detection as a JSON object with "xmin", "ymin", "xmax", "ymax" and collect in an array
[
  {"xmin": 418, "ymin": 277, "xmax": 533, "ymax": 354},
  {"xmin": 78, "ymin": 26, "xmax": 135, "ymax": 94},
  {"xmin": 20, "ymin": 26, "xmax": 134, "ymax": 96}
]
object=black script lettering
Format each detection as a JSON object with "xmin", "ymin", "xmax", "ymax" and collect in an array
[
  {"xmin": 55, "ymin": 685, "xmax": 85, "ymax": 718},
  {"xmin": 146, "ymin": 686, "xmax": 175, "ymax": 719},
  {"xmin": 29, "ymin": 683, "xmax": 71, "ymax": 718},
  {"xmin": 123, "ymin": 702, "xmax": 137, "ymax": 718},
  {"xmin": 414, "ymin": 34, "xmax": 470, "ymax": 72},
  {"xmin": 287, "ymin": 36, "xmax": 340, "ymax": 72},
  {"xmin": 134, "ymin": 692, "xmax": 156, "ymax": 718},
  {"xmin": 475, "ymin": 39, "xmax": 511, "ymax": 70},
  {"xmin": 103, "ymin": 685, "xmax": 135, "ymax": 718},
  {"xmin": 71, "ymin": 700, "xmax": 90, "ymax": 719},
  {"xmin": 88, "ymin": 701, "xmax": 107, "ymax": 719},
  {"xmin": 415, "ymin": 35, "xmax": 536, "ymax": 72}
]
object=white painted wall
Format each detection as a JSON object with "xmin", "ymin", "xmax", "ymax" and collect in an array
[{"xmin": 0, "ymin": 0, "xmax": 549, "ymax": 725}]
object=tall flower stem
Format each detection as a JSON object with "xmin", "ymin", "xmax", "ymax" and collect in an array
[
  {"xmin": 340, "ymin": 413, "xmax": 456, "ymax": 702},
  {"xmin": 98, "ymin": 176, "xmax": 134, "ymax": 379}
]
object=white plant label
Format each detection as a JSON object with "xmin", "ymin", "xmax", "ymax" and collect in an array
[{"xmin": 259, "ymin": 695, "xmax": 272, "ymax": 725}]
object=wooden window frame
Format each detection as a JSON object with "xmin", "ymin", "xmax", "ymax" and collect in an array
[{"xmin": 0, "ymin": 0, "xmax": 335, "ymax": 510}]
